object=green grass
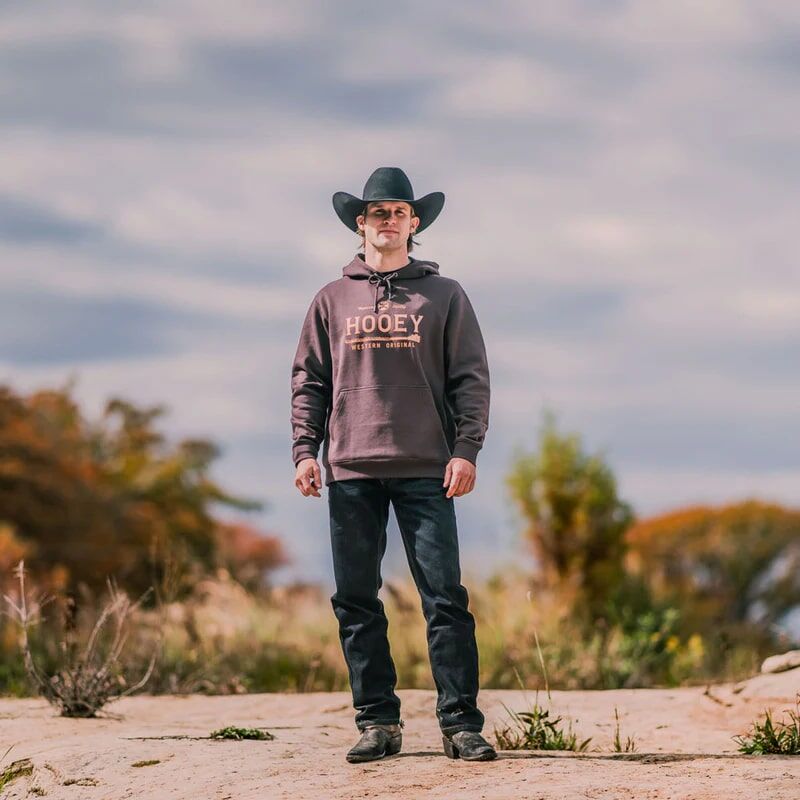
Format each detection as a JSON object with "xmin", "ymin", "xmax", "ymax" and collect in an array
[
  {"xmin": 612, "ymin": 705, "xmax": 637, "ymax": 752},
  {"xmin": 209, "ymin": 726, "xmax": 275, "ymax": 741},
  {"xmin": 0, "ymin": 758, "xmax": 33, "ymax": 792},
  {"xmin": 493, "ymin": 698, "xmax": 593, "ymax": 751},
  {"xmin": 733, "ymin": 694, "xmax": 800, "ymax": 755}
]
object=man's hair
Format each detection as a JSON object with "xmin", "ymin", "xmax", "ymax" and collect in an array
[{"xmin": 356, "ymin": 202, "xmax": 420, "ymax": 253}]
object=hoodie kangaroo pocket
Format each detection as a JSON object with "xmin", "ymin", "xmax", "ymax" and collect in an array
[{"xmin": 328, "ymin": 384, "xmax": 451, "ymax": 463}]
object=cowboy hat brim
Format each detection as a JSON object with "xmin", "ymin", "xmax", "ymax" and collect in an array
[{"xmin": 332, "ymin": 191, "xmax": 445, "ymax": 234}]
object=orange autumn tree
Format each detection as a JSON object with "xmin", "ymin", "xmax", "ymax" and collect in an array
[
  {"xmin": 214, "ymin": 520, "xmax": 289, "ymax": 595},
  {"xmin": 506, "ymin": 410, "xmax": 637, "ymax": 627},
  {"xmin": 0, "ymin": 380, "xmax": 287, "ymax": 601},
  {"xmin": 625, "ymin": 500, "xmax": 800, "ymax": 635}
]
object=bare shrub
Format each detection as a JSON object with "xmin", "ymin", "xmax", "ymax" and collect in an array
[{"xmin": 2, "ymin": 560, "xmax": 162, "ymax": 717}]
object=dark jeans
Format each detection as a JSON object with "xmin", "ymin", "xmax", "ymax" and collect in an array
[{"xmin": 327, "ymin": 476, "xmax": 485, "ymax": 735}]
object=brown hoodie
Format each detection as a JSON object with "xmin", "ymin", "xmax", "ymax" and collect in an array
[{"xmin": 290, "ymin": 253, "xmax": 490, "ymax": 486}]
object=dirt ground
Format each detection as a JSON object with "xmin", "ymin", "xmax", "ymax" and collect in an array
[{"xmin": 1, "ymin": 669, "xmax": 798, "ymax": 800}]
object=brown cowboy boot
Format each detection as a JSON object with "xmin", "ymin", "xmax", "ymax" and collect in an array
[
  {"xmin": 442, "ymin": 730, "xmax": 497, "ymax": 761},
  {"xmin": 346, "ymin": 722, "xmax": 403, "ymax": 763}
]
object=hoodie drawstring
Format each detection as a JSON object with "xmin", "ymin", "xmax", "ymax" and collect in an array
[{"xmin": 367, "ymin": 271, "xmax": 399, "ymax": 313}]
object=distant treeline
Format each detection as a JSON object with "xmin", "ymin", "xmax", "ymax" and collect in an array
[{"xmin": 1, "ymin": 385, "xmax": 798, "ymax": 695}]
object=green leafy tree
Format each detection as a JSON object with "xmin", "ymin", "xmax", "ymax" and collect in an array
[{"xmin": 506, "ymin": 409, "xmax": 635, "ymax": 627}]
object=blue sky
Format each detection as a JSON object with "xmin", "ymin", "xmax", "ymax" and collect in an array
[{"xmin": 1, "ymin": 1, "xmax": 798, "ymax": 594}]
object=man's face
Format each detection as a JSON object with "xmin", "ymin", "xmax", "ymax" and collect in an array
[{"xmin": 357, "ymin": 201, "xmax": 419, "ymax": 252}]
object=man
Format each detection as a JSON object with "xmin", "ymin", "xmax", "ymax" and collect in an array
[{"xmin": 290, "ymin": 167, "xmax": 495, "ymax": 763}]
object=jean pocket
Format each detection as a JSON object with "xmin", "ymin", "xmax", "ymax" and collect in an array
[{"xmin": 328, "ymin": 384, "xmax": 451, "ymax": 463}]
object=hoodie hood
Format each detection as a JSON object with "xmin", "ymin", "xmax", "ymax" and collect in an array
[{"xmin": 342, "ymin": 253, "xmax": 440, "ymax": 313}]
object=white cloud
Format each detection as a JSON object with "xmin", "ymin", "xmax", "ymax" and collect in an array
[
  {"xmin": 2, "ymin": 339, "xmax": 290, "ymax": 440},
  {"xmin": 0, "ymin": 1, "xmax": 312, "ymax": 47},
  {"xmin": 0, "ymin": 244, "xmax": 309, "ymax": 320},
  {"xmin": 438, "ymin": 56, "xmax": 573, "ymax": 118}
]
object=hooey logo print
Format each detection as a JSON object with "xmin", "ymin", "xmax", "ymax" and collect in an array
[{"xmin": 344, "ymin": 301, "xmax": 424, "ymax": 350}]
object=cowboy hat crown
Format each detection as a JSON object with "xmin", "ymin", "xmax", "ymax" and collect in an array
[{"xmin": 332, "ymin": 167, "xmax": 445, "ymax": 234}]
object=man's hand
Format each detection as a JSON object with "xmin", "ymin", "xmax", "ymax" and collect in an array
[
  {"xmin": 443, "ymin": 457, "xmax": 476, "ymax": 498},
  {"xmin": 295, "ymin": 457, "xmax": 322, "ymax": 497}
]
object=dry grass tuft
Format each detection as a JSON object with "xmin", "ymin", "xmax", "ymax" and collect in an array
[{"xmin": 2, "ymin": 560, "xmax": 161, "ymax": 717}]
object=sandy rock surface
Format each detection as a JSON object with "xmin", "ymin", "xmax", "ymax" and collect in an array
[{"xmin": 1, "ymin": 669, "xmax": 799, "ymax": 799}]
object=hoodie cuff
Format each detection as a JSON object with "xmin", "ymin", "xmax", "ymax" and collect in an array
[
  {"xmin": 452, "ymin": 440, "xmax": 480, "ymax": 465},
  {"xmin": 293, "ymin": 447, "xmax": 319, "ymax": 467}
]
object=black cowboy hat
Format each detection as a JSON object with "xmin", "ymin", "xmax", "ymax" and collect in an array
[{"xmin": 332, "ymin": 167, "xmax": 445, "ymax": 234}]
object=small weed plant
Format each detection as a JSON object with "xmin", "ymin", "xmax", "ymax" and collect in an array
[
  {"xmin": 0, "ymin": 745, "xmax": 33, "ymax": 793},
  {"xmin": 210, "ymin": 726, "xmax": 275, "ymax": 741},
  {"xmin": 494, "ymin": 698, "xmax": 592, "ymax": 751},
  {"xmin": 733, "ymin": 694, "xmax": 800, "ymax": 755},
  {"xmin": 612, "ymin": 705, "xmax": 636, "ymax": 752}
]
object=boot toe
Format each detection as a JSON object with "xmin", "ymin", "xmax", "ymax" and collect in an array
[
  {"xmin": 443, "ymin": 730, "xmax": 497, "ymax": 761},
  {"xmin": 346, "ymin": 724, "xmax": 403, "ymax": 763}
]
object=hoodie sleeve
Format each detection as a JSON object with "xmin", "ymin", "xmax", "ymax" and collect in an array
[
  {"xmin": 443, "ymin": 283, "xmax": 490, "ymax": 465},
  {"xmin": 290, "ymin": 289, "xmax": 332, "ymax": 467}
]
